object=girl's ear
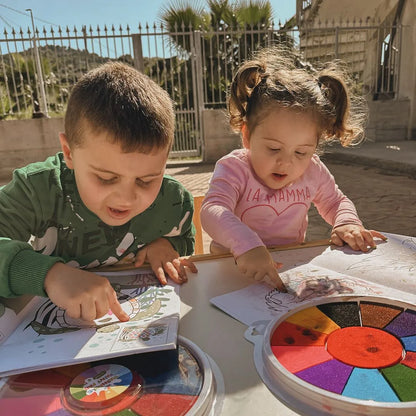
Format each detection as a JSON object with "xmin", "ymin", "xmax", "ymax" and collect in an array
[
  {"xmin": 241, "ymin": 123, "xmax": 251, "ymax": 149},
  {"xmin": 59, "ymin": 133, "xmax": 74, "ymax": 169}
]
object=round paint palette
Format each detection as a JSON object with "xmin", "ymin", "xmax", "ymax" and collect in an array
[
  {"xmin": 61, "ymin": 364, "xmax": 143, "ymax": 415},
  {"xmin": 256, "ymin": 296, "xmax": 416, "ymax": 415},
  {"xmin": 0, "ymin": 336, "xmax": 223, "ymax": 416}
]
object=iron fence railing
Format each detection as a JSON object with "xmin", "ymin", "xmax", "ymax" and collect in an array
[{"xmin": 0, "ymin": 20, "xmax": 405, "ymax": 157}]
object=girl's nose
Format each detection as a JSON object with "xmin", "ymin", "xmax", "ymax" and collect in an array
[{"xmin": 276, "ymin": 153, "xmax": 293, "ymax": 166}]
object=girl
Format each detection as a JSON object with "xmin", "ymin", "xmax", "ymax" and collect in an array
[{"xmin": 200, "ymin": 46, "xmax": 385, "ymax": 291}]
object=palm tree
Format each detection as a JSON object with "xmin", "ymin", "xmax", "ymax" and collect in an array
[
  {"xmin": 159, "ymin": 0, "xmax": 293, "ymax": 107},
  {"xmin": 160, "ymin": 0, "xmax": 274, "ymax": 57}
]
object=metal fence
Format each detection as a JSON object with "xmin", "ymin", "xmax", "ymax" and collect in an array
[{"xmin": 0, "ymin": 20, "xmax": 404, "ymax": 157}]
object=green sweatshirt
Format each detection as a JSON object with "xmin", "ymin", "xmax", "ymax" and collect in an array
[{"xmin": 0, "ymin": 153, "xmax": 195, "ymax": 298}]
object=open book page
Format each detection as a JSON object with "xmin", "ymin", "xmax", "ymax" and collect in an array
[
  {"xmin": 210, "ymin": 233, "xmax": 416, "ymax": 326},
  {"xmin": 0, "ymin": 268, "xmax": 180, "ymax": 377},
  {"xmin": 310, "ymin": 232, "xmax": 416, "ymax": 293}
]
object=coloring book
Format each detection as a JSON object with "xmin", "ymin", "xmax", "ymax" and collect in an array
[
  {"xmin": 210, "ymin": 232, "xmax": 416, "ymax": 326},
  {"xmin": 0, "ymin": 268, "xmax": 180, "ymax": 377}
]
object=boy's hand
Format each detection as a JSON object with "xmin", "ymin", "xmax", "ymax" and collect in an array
[
  {"xmin": 44, "ymin": 262, "xmax": 129, "ymax": 322},
  {"xmin": 134, "ymin": 238, "xmax": 198, "ymax": 285},
  {"xmin": 235, "ymin": 246, "xmax": 286, "ymax": 291},
  {"xmin": 331, "ymin": 224, "xmax": 387, "ymax": 251}
]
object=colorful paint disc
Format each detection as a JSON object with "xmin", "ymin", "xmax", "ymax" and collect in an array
[
  {"xmin": 62, "ymin": 363, "xmax": 143, "ymax": 415},
  {"xmin": 261, "ymin": 296, "xmax": 416, "ymax": 415}
]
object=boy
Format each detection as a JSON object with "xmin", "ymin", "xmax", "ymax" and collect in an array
[{"xmin": 0, "ymin": 62, "xmax": 197, "ymax": 322}]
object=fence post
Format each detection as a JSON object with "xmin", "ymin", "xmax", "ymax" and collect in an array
[
  {"xmin": 26, "ymin": 8, "xmax": 48, "ymax": 118},
  {"xmin": 132, "ymin": 34, "xmax": 144, "ymax": 73},
  {"xmin": 191, "ymin": 30, "xmax": 205, "ymax": 159},
  {"xmin": 334, "ymin": 26, "xmax": 339, "ymax": 59},
  {"xmin": 82, "ymin": 25, "xmax": 90, "ymax": 71}
]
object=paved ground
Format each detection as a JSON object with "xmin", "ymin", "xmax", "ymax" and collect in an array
[{"xmin": 166, "ymin": 153, "xmax": 416, "ymax": 253}]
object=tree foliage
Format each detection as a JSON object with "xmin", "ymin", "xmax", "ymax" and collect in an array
[{"xmin": 159, "ymin": 0, "xmax": 294, "ymax": 107}]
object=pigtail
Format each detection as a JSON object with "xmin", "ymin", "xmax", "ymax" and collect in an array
[
  {"xmin": 318, "ymin": 67, "xmax": 367, "ymax": 146},
  {"xmin": 228, "ymin": 61, "xmax": 266, "ymax": 132}
]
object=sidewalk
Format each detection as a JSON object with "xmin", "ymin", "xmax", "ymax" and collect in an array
[{"xmin": 321, "ymin": 140, "xmax": 416, "ymax": 178}]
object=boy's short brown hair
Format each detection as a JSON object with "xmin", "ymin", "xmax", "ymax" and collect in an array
[{"xmin": 64, "ymin": 61, "xmax": 175, "ymax": 153}]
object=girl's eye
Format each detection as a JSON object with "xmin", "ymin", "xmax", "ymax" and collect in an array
[
  {"xmin": 269, "ymin": 148, "xmax": 280, "ymax": 152},
  {"xmin": 295, "ymin": 151, "xmax": 307, "ymax": 156}
]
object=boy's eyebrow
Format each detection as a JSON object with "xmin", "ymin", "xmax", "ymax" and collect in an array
[{"xmin": 91, "ymin": 165, "xmax": 164, "ymax": 179}]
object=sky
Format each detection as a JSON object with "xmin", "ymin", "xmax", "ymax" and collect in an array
[{"xmin": 0, "ymin": 0, "xmax": 296, "ymax": 32}]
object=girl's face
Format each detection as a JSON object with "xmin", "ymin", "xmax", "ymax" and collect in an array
[
  {"xmin": 59, "ymin": 130, "xmax": 168, "ymax": 226},
  {"xmin": 242, "ymin": 107, "xmax": 318, "ymax": 190}
]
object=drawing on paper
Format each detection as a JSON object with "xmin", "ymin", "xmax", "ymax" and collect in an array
[
  {"xmin": 265, "ymin": 268, "xmax": 385, "ymax": 314},
  {"xmin": 25, "ymin": 272, "xmax": 170, "ymax": 337}
]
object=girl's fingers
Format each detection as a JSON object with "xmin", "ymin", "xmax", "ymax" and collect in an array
[
  {"xmin": 370, "ymin": 230, "xmax": 388, "ymax": 241},
  {"xmin": 330, "ymin": 233, "xmax": 345, "ymax": 247}
]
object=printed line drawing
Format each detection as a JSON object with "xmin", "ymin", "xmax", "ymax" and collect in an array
[{"xmin": 26, "ymin": 272, "xmax": 171, "ymax": 336}]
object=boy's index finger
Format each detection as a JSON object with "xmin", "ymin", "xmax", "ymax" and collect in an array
[
  {"xmin": 181, "ymin": 257, "xmax": 198, "ymax": 273},
  {"xmin": 108, "ymin": 293, "xmax": 130, "ymax": 322}
]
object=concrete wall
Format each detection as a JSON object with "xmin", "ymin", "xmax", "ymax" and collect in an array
[
  {"xmin": 400, "ymin": 1, "xmax": 416, "ymax": 139},
  {"xmin": 366, "ymin": 99, "xmax": 410, "ymax": 141},
  {"xmin": 202, "ymin": 109, "xmax": 241, "ymax": 163},
  {"xmin": 0, "ymin": 102, "xmax": 411, "ymax": 181},
  {"xmin": 0, "ymin": 118, "xmax": 63, "ymax": 181}
]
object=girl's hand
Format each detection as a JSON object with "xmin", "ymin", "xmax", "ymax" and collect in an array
[
  {"xmin": 44, "ymin": 262, "xmax": 129, "ymax": 322},
  {"xmin": 135, "ymin": 238, "xmax": 198, "ymax": 285},
  {"xmin": 331, "ymin": 224, "xmax": 387, "ymax": 251},
  {"xmin": 235, "ymin": 246, "xmax": 286, "ymax": 291}
]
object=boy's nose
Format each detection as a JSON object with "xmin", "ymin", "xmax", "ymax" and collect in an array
[{"xmin": 116, "ymin": 183, "xmax": 138, "ymax": 205}]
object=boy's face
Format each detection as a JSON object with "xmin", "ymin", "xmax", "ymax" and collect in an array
[{"xmin": 59, "ymin": 130, "xmax": 168, "ymax": 226}]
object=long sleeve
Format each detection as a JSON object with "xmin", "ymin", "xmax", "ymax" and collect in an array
[
  {"xmin": 0, "ymin": 159, "xmax": 66, "ymax": 297},
  {"xmin": 312, "ymin": 160, "xmax": 362, "ymax": 229},
  {"xmin": 160, "ymin": 178, "xmax": 195, "ymax": 256},
  {"xmin": 201, "ymin": 151, "xmax": 265, "ymax": 257}
]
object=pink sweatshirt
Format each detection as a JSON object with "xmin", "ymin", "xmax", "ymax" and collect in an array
[{"xmin": 200, "ymin": 149, "xmax": 362, "ymax": 257}]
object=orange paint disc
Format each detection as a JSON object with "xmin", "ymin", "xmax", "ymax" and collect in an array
[{"xmin": 326, "ymin": 326, "xmax": 404, "ymax": 369}]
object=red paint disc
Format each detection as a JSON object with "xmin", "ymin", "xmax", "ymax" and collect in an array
[{"xmin": 326, "ymin": 326, "xmax": 404, "ymax": 369}]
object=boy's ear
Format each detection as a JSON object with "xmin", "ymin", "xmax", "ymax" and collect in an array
[
  {"xmin": 59, "ymin": 133, "xmax": 74, "ymax": 169},
  {"xmin": 241, "ymin": 123, "xmax": 250, "ymax": 149}
]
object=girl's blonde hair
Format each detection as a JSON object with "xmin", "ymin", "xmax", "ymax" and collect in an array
[{"xmin": 228, "ymin": 45, "xmax": 367, "ymax": 147}]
